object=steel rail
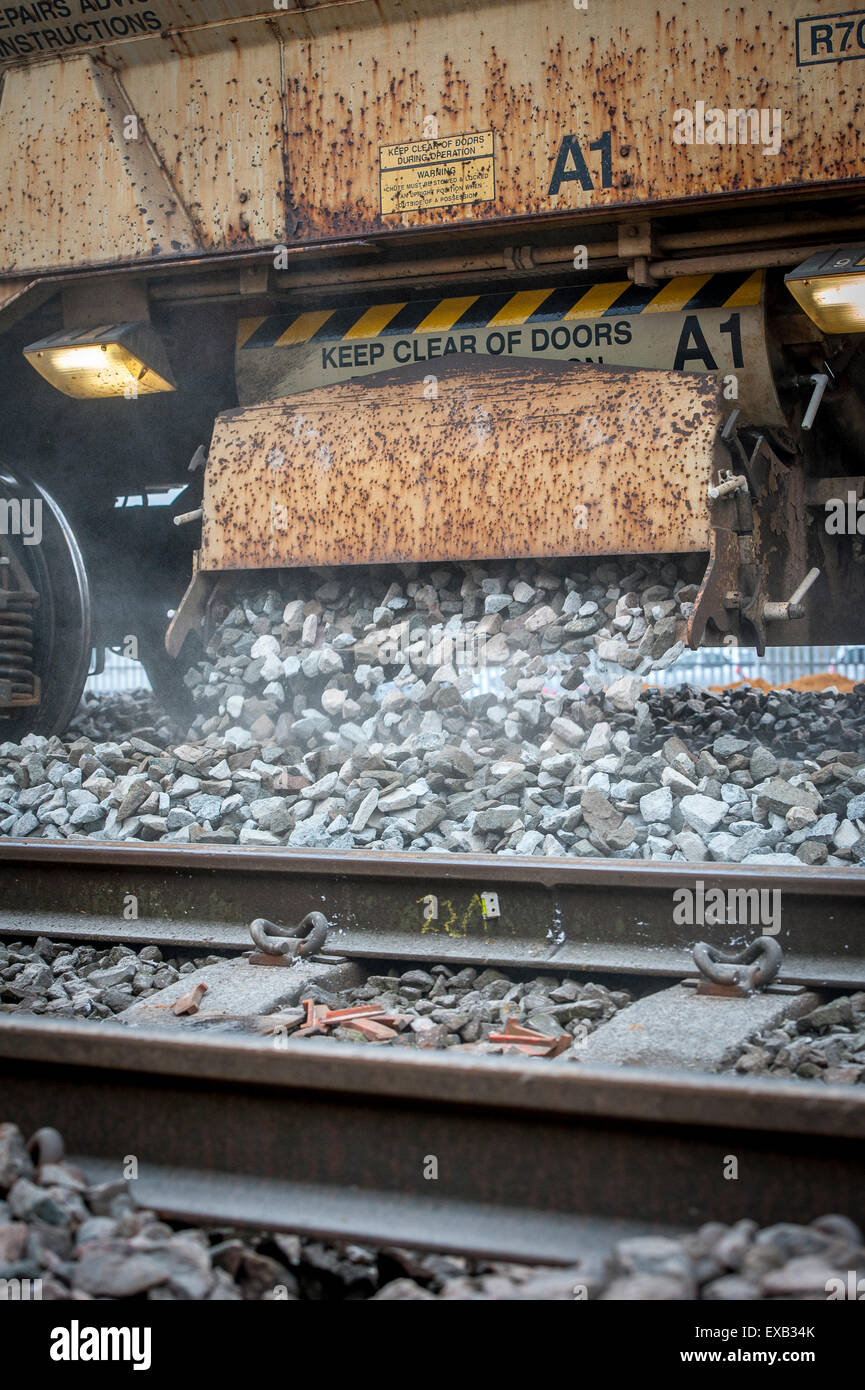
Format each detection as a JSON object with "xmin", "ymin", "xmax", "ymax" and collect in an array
[
  {"xmin": 2, "ymin": 1014, "xmax": 864, "ymax": 1265},
  {"xmin": 0, "ymin": 840, "xmax": 863, "ymax": 986}
]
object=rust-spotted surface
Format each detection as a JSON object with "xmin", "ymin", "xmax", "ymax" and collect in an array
[
  {"xmin": 198, "ymin": 357, "xmax": 723, "ymax": 570},
  {"xmin": 281, "ymin": 0, "xmax": 865, "ymax": 238},
  {"xmin": 0, "ymin": 0, "xmax": 863, "ymax": 275}
]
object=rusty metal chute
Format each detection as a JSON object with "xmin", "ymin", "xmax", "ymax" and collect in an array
[{"xmin": 195, "ymin": 358, "xmax": 724, "ymax": 574}]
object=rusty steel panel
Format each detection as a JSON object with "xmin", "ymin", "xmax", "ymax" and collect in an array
[
  {"xmin": 282, "ymin": 0, "xmax": 865, "ymax": 235},
  {"xmin": 119, "ymin": 43, "xmax": 286, "ymax": 252},
  {"xmin": 0, "ymin": 44, "xmax": 284, "ymax": 274},
  {"xmin": 280, "ymin": 0, "xmax": 865, "ymax": 238},
  {"xmin": 199, "ymin": 357, "xmax": 722, "ymax": 570},
  {"xmin": 0, "ymin": 0, "xmax": 306, "ymax": 63},
  {"xmin": 0, "ymin": 57, "xmax": 182, "ymax": 271},
  {"xmin": 1, "ymin": 0, "xmax": 863, "ymax": 276}
]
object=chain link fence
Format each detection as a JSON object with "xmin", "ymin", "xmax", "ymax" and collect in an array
[
  {"xmin": 650, "ymin": 646, "xmax": 865, "ymax": 689},
  {"xmin": 84, "ymin": 644, "xmax": 865, "ymax": 701},
  {"xmin": 472, "ymin": 645, "xmax": 865, "ymax": 697},
  {"xmin": 85, "ymin": 649, "xmax": 151, "ymax": 696}
]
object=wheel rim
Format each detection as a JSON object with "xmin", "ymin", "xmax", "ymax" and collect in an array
[{"xmin": 0, "ymin": 468, "xmax": 91, "ymax": 738}]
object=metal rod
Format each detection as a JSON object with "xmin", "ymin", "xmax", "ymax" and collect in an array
[
  {"xmin": 802, "ymin": 373, "xmax": 830, "ymax": 430},
  {"xmin": 659, "ymin": 213, "xmax": 865, "ymax": 252},
  {"xmin": 788, "ymin": 566, "xmax": 822, "ymax": 607},
  {"xmin": 708, "ymin": 474, "xmax": 748, "ymax": 500},
  {"xmin": 144, "ymin": 213, "xmax": 865, "ymax": 304},
  {"xmin": 645, "ymin": 246, "xmax": 826, "ymax": 278},
  {"xmin": 763, "ymin": 568, "xmax": 822, "ymax": 622}
]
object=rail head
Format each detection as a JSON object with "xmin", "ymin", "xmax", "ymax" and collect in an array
[
  {"xmin": 0, "ymin": 836, "xmax": 864, "ymax": 895},
  {"xmin": 2, "ymin": 1015, "xmax": 864, "ymax": 1140}
]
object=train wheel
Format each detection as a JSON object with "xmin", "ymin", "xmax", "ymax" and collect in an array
[{"xmin": 0, "ymin": 468, "xmax": 91, "ymax": 740}]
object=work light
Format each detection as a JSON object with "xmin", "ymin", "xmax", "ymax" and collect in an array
[
  {"xmin": 23, "ymin": 322, "xmax": 176, "ymax": 398},
  {"xmin": 785, "ymin": 247, "xmax": 865, "ymax": 334}
]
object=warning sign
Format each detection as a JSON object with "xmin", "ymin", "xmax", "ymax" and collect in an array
[
  {"xmin": 237, "ymin": 272, "xmax": 783, "ymax": 428},
  {"xmin": 379, "ymin": 131, "xmax": 495, "ymax": 215}
]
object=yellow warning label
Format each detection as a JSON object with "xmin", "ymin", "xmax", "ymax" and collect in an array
[{"xmin": 379, "ymin": 131, "xmax": 495, "ymax": 215}]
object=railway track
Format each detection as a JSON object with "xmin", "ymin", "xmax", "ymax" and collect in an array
[
  {"xmin": 2, "ymin": 1015, "xmax": 864, "ymax": 1267},
  {"xmin": 0, "ymin": 839, "xmax": 864, "ymax": 987},
  {"xmin": 1, "ymin": 839, "xmax": 864, "ymax": 1268}
]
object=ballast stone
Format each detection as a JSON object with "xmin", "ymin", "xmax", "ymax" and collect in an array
[
  {"xmin": 639, "ymin": 786, "xmax": 673, "ymax": 824},
  {"xmin": 3, "ymin": 563, "xmax": 865, "ymax": 869},
  {"xmin": 679, "ymin": 794, "xmax": 727, "ymax": 838}
]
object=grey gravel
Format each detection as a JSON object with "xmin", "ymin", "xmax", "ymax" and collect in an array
[
  {"xmin": 64, "ymin": 689, "xmax": 179, "ymax": 746},
  {"xmin": 0, "ymin": 558, "xmax": 861, "ymax": 866},
  {"xmin": 5, "ymin": 688, "xmax": 861, "ymax": 866},
  {"xmin": 730, "ymin": 992, "xmax": 865, "ymax": 1084},
  {"xmin": 260, "ymin": 962, "xmax": 632, "ymax": 1056},
  {"xmin": 0, "ymin": 938, "xmax": 223, "ymax": 1022}
]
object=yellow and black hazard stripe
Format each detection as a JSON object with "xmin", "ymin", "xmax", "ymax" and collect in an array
[{"xmin": 238, "ymin": 271, "xmax": 763, "ymax": 349}]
